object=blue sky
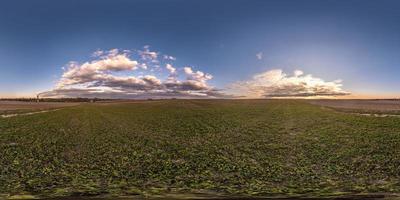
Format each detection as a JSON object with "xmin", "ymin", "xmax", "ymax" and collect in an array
[{"xmin": 0, "ymin": 0, "xmax": 399, "ymax": 98}]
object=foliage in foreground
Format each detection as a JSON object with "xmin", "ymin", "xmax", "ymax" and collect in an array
[{"xmin": 1, "ymin": 100, "xmax": 400, "ymax": 198}]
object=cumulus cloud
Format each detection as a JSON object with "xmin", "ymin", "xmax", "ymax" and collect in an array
[
  {"xmin": 181, "ymin": 66, "xmax": 213, "ymax": 91},
  {"xmin": 57, "ymin": 49, "xmax": 138, "ymax": 88},
  {"xmin": 184, "ymin": 67, "xmax": 212, "ymax": 82},
  {"xmin": 165, "ymin": 64, "xmax": 176, "ymax": 74},
  {"xmin": 41, "ymin": 48, "xmax": 228, "ymax": 99},
  {"xmin": 228, "ymin": 69, "xmax": 350, "ymax": 98},
  {"xmin": 256, "ymin": 52, "xmax": 263, "ymax": 60},
  {"xmin": 40, "ymin": 47, "xmax": 349, "ymax": 99}
]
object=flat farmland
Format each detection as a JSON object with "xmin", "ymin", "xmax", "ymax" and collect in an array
[
  {"xmin": 1, "ymin": 100, "xmax": 400, "ymax": 199},
  {"xmin": 309, "ymin": 99, "xmax": 400, "ymax": 114},
  {"xmin": 0, "ymin": 101, "xmax": 79, "ymax": 115}
]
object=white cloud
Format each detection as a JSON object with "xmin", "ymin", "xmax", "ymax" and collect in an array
[
  {"xmin": 228, "ymin": 69, "xmax": 350, "ymax": 98},
  {"xmin": 138, "ymin": 63, "xmax": 148, "ymax": 70},
  {"xmin": 256, "ymin": 52, "xmax": 263, "ymax": 60},
  {"xmin": 163, "ymin": 55, "xmax": 176, "ymax": 61},
  {"xmin": 166, "ymin": 64, "xmax": 176, "ymax": 74},
  {"xmin": 138, "ymin": 45, "xmax": 158, "ymax": 62},
  {"xmin": 41, "ymin": 48, "xmax": 227, "ymax": 99},
  {"xmin": 92, "ymin": 49, "xmax": 104, "ymax": 57},
  {"xmin": 42, "ymin": 48, "xmax": 348, "ymax": 99},
  {"xmin": 294, "ymin": 70, "xmax": 304, "ymax": 77},
  {"xmin": 184, "ymin": 66, "xmax": 213, "ymax": 82},
  {"xmin": 57, "ymin": 49, "xmax": 138, "ymax": 88}
]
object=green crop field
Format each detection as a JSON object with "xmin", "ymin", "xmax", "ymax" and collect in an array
[{"xmin": 1, "ymin": 100, "xmax": 400, "ymax": 199}]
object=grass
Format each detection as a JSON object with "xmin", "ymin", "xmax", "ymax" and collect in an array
[{"xmin": 1, "ymin": 100, "xmax": 400, "ymax": 199}]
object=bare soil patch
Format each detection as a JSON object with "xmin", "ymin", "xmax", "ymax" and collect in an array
[
  {"xmin": 308, "ymin": 99, "xmax": 400, "ymax": 113},
  {"xmin": 0, "ymin": 101, "xmax": 79, "ymax": 114}
]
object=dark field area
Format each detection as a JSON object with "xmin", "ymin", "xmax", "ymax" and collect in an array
[
  {"xmin": 309, "ymin": 100, "xmax": 400, "ymax": 114},
  {"xmin": 0, "ymin": 101, "xmax": 79, "ymax": 116},
  {"xmin": 1, "ymin": 100, "xmax": 400, "ymax": 199}
]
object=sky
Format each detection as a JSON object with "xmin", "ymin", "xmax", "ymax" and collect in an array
[{"xmin": 0, "ymin": 0, "xmax": 399, "ymax": 99}]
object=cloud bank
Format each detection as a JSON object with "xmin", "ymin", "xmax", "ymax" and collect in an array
[
  {"xmin": 41, "ymin": 46, "xmax": 349, "ymax": 99},
  {"xmin": 228, "ymin": 69, "xmax": 350, "ymax": 98},
  {"xmin": 41, "ymin": 47, "xmax": 227, "ymax": 99}
]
